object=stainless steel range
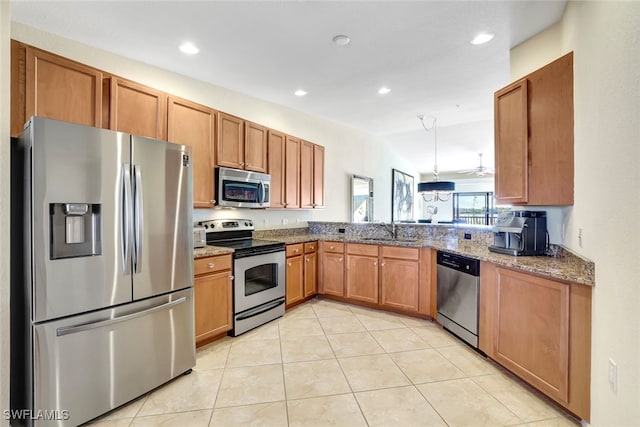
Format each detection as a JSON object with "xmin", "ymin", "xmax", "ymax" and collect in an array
[{"xmin": 198, "ymin": 219, "xmax": 286, "ymax": 336}]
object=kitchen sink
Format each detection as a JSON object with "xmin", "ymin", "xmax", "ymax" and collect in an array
[{"xmin": 359, "ymin": 237, "xmax": 419, "ymax": 244}]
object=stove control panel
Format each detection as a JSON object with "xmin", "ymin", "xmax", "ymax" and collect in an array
[{"xmin": 197, "ymin": 219, "xmax": 254, "ymax": 232}]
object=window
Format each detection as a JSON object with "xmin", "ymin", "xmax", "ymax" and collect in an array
[{"xmin": 452, "ymin": 192, "xmax": 509, "ymax": 225}]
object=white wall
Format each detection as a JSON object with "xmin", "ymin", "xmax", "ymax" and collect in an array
[
  {"xmin": 11, "ymin": 23, "xmax": 417, "ymax": 229},
  {"xmin": 511, "ymin": 2, "xmax": 640, "ymax": 424},
  {"xmin": 417, "ymin": 175, "xmax": 494, "ymax": 223},
  {"xmin": 0, "ymin": 2, "xmax": 11, "ymax": 425}
]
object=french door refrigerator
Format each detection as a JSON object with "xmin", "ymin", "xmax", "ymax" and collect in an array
[{"xmin": 10, "ymin": 117, "xmax": 195, "ymax": 426}]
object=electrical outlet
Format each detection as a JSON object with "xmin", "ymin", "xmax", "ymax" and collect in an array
[
  {"xmin": 464, "ymin": 233, "xmax": 472, "ymax": 240},
  {"xmin": 282, "ymin": 218, "xmax": 288, "ymax": 225},
  {"xmin": 578, "ymin": 227, "xmax": 583, "ymax": 247},
  {"xmin": 609, "ymin": 358, "xmax": 617, "ymax": 393}
]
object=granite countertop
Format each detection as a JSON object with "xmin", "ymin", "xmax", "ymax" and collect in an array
[
  {"xmin": 194, "ymin": 246, "xmax": 234, "ymax": 259},
  {"xmin": 258, "ymin": 233, "xmax": 595, "ymax": 287}
]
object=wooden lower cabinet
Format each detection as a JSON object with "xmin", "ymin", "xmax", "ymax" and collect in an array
[
  {"xmin": 286, "ymin": 242, "xmax": 318, "ymax": 306},
  {"xmin": 194, "ymin": 255, "xmax": 233, "ymax": 347},
  {"xmin": 304, "ymin": 242, "xmax": 318, "ymax": 297},
  {"xmin": 286, "ymin": 252, "xmax": 304, "ymax": 305},
  {"xmin": 480, "ymin": 263, "xmax": 591, "ymax": 421},
  {"xmin": 380, "ymin": 250, "xmax": 420, "ymax": 312},
  {"xmin": 319, "ymin": 242, "xmax": 345, "ymax": 297},
  {"xmin": 319, "ymin": 242, "xmax": 430, "ymax": 317},
  {"xmin": 346, "ymin": 244, "xmax": 379, "ymax": 304}
]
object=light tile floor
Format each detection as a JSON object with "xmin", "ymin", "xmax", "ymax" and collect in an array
[{"xmin": 89, "ymin": 298, "xmax": 581, "ymax": 427}]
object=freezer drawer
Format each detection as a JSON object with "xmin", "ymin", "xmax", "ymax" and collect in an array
[{"xmin": 29, "ymin": 288, "xmax": 195, "ymax": 427}]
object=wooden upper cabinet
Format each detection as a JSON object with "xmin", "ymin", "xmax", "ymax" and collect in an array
[
  {"xmin": 284, "ymin": 136, "xmax": 301, "ymax": 209},
  {"xmin": 11, "ymin": 41, "xmax": 103, "ymax": 136},
  {"xmin": 268, "ymin": 130, "xmax": 286, "ymax": 209},
  {"xmin": 216, "ymin": 112, "xmax": 244, "ymax": 169},
  {"xmin": 300, "ymin": 140, "xmax": 314, "ymax": 209},
  {"xmin": 244, "ymin": 121, "xmax": 268, "ymax": 172},
  {"xmin": 494, "ymin": 52, "xmax": 574, "ymax": 206},
  {"xmin": 313, "ymin": 144, "xmax": 325, "ymax": 208},
  {"xmin": 495, "ymin": 78, "xmax": 528, "ymax": 204},
  {"xmin": 110, "ymin": 77, "xmax": 167, "ymax": 140},
  {"xmin": 300, "ymin": 140, "xmax": 325, "ymax": 210},
  {"xmin": 167, "ymin": 97, "xmax": 216, "ymax": 208}
]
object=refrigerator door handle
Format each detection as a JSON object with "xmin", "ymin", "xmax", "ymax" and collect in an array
[
  {"xmin": 122, "ymin": 164, "xmax": 133, "ymax": 274},
  {"xmin": 133, "ymin": 164, "xmax": 144, "ymax": 273},
  {"xmin": 56, "ymin": 297, "xmax": 187, "ymax": 337}
]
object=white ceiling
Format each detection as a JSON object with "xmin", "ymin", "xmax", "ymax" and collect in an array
[{"xmin": 10, "ymin": 0, "xmax": 566, "ymax": 175}]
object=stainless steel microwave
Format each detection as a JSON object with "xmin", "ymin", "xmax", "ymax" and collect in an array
[{"xmin": 215, "ymin": 167, "xmax": 270, "ymax": 208}]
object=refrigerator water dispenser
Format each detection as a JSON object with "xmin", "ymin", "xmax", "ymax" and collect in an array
[{"xmin": 50, "ymin": 203, "xmax": 102, "ymax": 259}]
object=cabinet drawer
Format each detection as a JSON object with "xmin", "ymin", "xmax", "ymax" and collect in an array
[
  {"xmin": 304, "ymin": 241, "xmax": 318, "ymax": 253},
  {"xmin": 381, "ymin": 246, "xmax": 419, "ymax": 260},
  {"xmin": 322, "ymin": 241, "xmax": 344, "ymax": 253},
  {"xmin": 286, "ymin": 244, "xmax": 304, "ymax": 257},
  {"xmin": 347, "ymin": 243, "xmax": 379, "ymax": 257},
  {"xmin": 194, "ymin": 255, "xmax": 232, "ymax": 276}
]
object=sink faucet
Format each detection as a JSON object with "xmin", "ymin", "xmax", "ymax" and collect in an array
[{"xmin": 382, "ymin": 222, "xmax": 397, "ymax": 239}]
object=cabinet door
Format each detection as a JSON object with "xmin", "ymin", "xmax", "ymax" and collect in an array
[
  {"xmin": 346, "ymin": 255, "xmax": 379, "ymax": 304},
  {"xmin": 380, "ymin": 258, "xmax": 419, "ymax": 312},
  {"xmin": 300, "ymin": 140, "xmax": 314, "ymax": 209},
  {"xmin": 286, "ymin": 255, "xmax": 304, "ymax": 305},
  {"xmin": 21, "ymin": 46, "xmax": 103, "ymax": 134},
  {"xmin": 168, "ymin": 97, "xmax": 215, "ymax": 208},
  {"xmin": 284, "ymin": 136, "xmax": 301, "ymax": 209},
  {"xmin": 244, "ymin": 121, "xmax": 268, "ymax": 172},
  {"xmin": 268, "ymin": 130, "xmax": 286, "ymax": 209},
  {"xmin": 304, "ymin": 252, "xmax": 318, "ymax": 297},
  {"xmin": 494, "ymin": 78, "xmax": 528, "ymax": 204},
  {"xmin": 194, "ymin": 270, "xmax": 232, "ymax": 346},
  {"xmin": 110, "ymin": 77, "xmax": 167, "ymax": 140},
  {"xmin": 493, "ymin": 268, "xmax": 569, "ymax": 402},
  {"xmin": 320, "ymin": 253, "xmax": 345, "ymax": 297},
  {"xmin": 216, "ymin": 112, "xmax": 244, "ymax": 169},
  {"xmin": 313, "ymin": 144, "xmax": 325, "ymax": 208}
]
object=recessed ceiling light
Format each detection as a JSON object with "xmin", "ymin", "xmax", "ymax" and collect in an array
[
  {"xmin": 332, "ymin": 35, "xmax": 351, "ymax": 46},
  {"xmin": 179, "ymin": 42, "xmax": 199, "ymax": 55},
  {"xmin": 294, "ymin": 90, "xmax": 307, "ymax": 97},
  {"xmin": 470, "ymin": 33, "xmax": 495, "ymax": 45},
  {"xmin": 378, "ymin": 87, "xmax": 391, "ymax": 95}
]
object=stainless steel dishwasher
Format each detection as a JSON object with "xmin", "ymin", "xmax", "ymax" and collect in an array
[{"xmin": 437, "ymin": 251, "xmax": 481, "ymax": 348}]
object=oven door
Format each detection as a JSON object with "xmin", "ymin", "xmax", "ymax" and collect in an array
[
  {"xmin": 216, "ymin": 167, "xmax": 270, "ymax": 208},
  {"xmin": 234, "ymin": 251, "xmax": 285, "ymax": 313}
]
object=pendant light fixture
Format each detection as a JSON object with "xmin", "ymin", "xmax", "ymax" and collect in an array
[{"xmin": 417, "ymin": 115, "xmax": 455, "ymax": 202}]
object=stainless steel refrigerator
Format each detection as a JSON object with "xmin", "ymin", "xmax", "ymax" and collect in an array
[{"xmin": 10, "ymin": 117, "xmax": 195, "ymax": 426}]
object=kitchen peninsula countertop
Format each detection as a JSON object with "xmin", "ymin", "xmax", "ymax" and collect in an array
[
  {"xmin": 194, "ymin": 246, "xmax": 234, "ymax": 259},
  {"xmin": 256, "ymin": 232, "xmax": 595, "ymax": 286}
]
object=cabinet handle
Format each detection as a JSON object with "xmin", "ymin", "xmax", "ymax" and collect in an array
[
  {"xmin": 330, "ymin": 246, "xmax": 335, "ymax": 250},
  {"xmin": 288, "ymin": 262, "xmax": 292, "ymax": 266},
  {"xmin": 294, "ymin": 248, "xmax": 299, "ymax": 253},
  {"xmin": 210, "ymin": 200, "xmax": 215, "ymax": 204},
  {"xmin": 374, "ymin": 261, "xmax": 377, "ymax": 266},
  {"xmin": 207, "ymin": 263, "xmax": 215, "ymax": 268},
  {"xmin": 305, "ymin": 257, "xmax": 309, "ymax": 262},
  {"xmin": 240, "ymin": 162, "xmax": 245, "ymax": 167},
  {"xmin": 339, "ymin": 257, "xmax": 343, "ymax": 262},
  {"xmin": 229, "ymin": 275, "xmax": 234, "ymax": 280},
  {"xmin": 381, "ymin": 262, "xmax": 385, "ymax": 267}
]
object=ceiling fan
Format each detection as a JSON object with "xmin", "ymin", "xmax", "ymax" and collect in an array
[{"xmin": 457, "ymin": 153, "xmax": 495, "ymax": 177}]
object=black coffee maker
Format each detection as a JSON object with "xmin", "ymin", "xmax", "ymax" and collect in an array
[{"xmin": 488, "ymin": 210, "xmax": 547, "ymax": 256}]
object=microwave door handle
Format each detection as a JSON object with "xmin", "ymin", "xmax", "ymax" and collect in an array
[{"xmin": 259, "ymin": 180, "xmax": 266, "ymax": 204}]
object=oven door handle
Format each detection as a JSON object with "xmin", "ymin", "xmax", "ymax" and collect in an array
[{"xmin": 236, "ymin": 299, "xmax": 285, "ymax": 321}]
